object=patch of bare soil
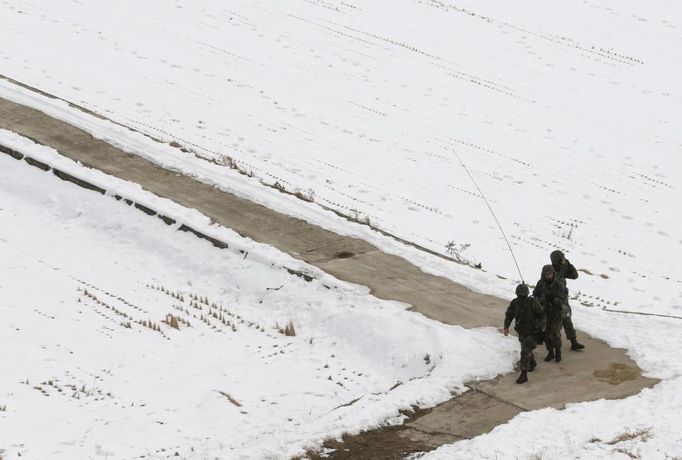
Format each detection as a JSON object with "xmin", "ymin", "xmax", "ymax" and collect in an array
[
  {"xmin": 593, "ymin": 363, "xmax": 639, "ymax": 385},
  {"xmin": 300, "ymin": 407, "xmax": 436, "ymax": 460}
]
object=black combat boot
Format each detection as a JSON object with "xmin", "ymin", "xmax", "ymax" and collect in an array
[
  {"xmin": 555, "ymin": 348, "xmax": 562, "ymax": 362},
  {"xmin": 516, "ymin": 370, "xmax": 528, "ymax": 384},
  {"xmin": 544, "ymin": 349, "xmax": 555, "ymax": 362},
  {"xmin": 570, "ymin": 338, "xmax": 585, "ymax": 351},
  {"xmin": 529, "ymin": 357, "xmax": 537, "ymax": 372}
]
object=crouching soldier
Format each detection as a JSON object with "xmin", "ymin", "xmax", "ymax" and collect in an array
[
  {"xmin": 533, "ymin": 265, "xmax": 567, "ymax": 363},
  {"xmin": 504, "ymin": 283, "xmax": 546, "ymax": 384}
]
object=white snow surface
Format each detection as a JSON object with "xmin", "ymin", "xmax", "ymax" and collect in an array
[
  {"xmin": 0, "ymin": 132, "xmax": 515, "ymax": 459},
  {"xmin": 422, "ymin": 308, "xmax": 682, "ymax": 460},
  {"xmin": 1, "ymin": 0, "xmax": 682, "ymax": 458},
  {"xmin": 0, "ymin": 0, "xmax": 681, "ymax": 318}
]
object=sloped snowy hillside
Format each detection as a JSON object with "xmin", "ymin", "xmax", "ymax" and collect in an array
[
  {"xmin": 0, "ymin": 0, "xmax": 680, "ymax": 318},
  {"xmin": 0, "ymin": 132, "xmax": 513, "ymax": 459}
]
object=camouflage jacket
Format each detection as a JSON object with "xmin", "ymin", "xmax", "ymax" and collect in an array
[
  {"xmin": 533, "ymin": 266, "xmax": 568, "ymax": 321},
  {"xmin": 504, "ymin": 296, "xmax": 546, "ymax": 336},
  {"xmin": 552, "ymin": 259, "xmax": 578, "ymax": 301}
]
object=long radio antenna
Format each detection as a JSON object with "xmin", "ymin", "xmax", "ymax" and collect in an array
[{"xmin": 453, "ymin": 151, "xmax": 525, "ymax": 283}]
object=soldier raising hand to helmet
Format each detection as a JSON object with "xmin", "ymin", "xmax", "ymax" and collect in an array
[{"xmin": 550, "ymin": 250, "xmax": 585, "ymax": 351}]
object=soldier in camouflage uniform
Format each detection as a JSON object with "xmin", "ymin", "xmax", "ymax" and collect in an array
[
  {"xmin": 533, "ymin": 265, "xmax": 566, "ymax": 363},
  {"xmin": 550, "ymin": 250, "xmax": 585, "ymax": 350},
  {"xmin": 504, "ymin": 283, "xmax": 546, "ymax": 384}
]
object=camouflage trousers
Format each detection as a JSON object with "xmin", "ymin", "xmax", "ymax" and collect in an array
[
  {"xmin": 518, "ymin": 334, "xmax": 537, "ymax": 371},
  {"xmin": 562, "ymin": 303, "xmax": 577, "ymax": 340},
  {"xmin": 545, "ymin": 318, "xmax": 563, "ymax": 351}
]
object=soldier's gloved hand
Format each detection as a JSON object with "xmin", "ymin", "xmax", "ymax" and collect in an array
[{"xmin": 503, "ymin": 329, "xmax": 509, "ymax": 336}]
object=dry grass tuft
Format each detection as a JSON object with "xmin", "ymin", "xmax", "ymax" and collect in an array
[
  {"xmin": 217, "ymin": 154, "xmax": 253, "ymax": 177},
  {"xmin": 164, "ymin": 314, "xmax": 180, "ymax": 330},
  {"xmin": 294, "ymin": 188, "xmax": 315, "ymax": 203},
  {"xmin": 278, "ymin": 320, "xmax": 296, "ymax": 337},
  {"xmin": 217, "ymin": 390, "xmax": 242, "ymax": 407},
  {"xmin": 607, "ymin": 429, "xmax": 651, "ymax": 445}
]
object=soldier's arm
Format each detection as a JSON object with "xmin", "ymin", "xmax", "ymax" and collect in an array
[
  {"xmin": 532, "ymin": 298, "xmax": 546, "ymax": 331},
  {"xmin": 564, "ymin": 260, "xmax": 579, "ymax": 279},
  {"xmin": 550, "ymin": 278, "xmax": 566, "ymax": 297},
  {"xmin": 504, "ymin": 299, "xmax": 516, "ymax": 330}
]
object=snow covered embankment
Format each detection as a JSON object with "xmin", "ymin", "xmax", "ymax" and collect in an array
[
  {"xmin": 1, "ymin": 0, "xmax": 681, "ymax": 320},
  {"xmin": 0, "ymin": 131, "xmax": 514, "ymax": 459}
]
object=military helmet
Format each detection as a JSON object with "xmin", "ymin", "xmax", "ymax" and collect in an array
[
  {"xmin": 515, "ymin": 283, "xmax": 529, "ymax": 297},
  {"xmin": 541, "ymin": 264, "xmax": 555, "ymax": 277},
  {"xmin": 550, "ymin": 250, "xmax": 565, "ymax": 265}
]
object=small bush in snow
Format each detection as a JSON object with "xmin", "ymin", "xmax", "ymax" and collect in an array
[
  {"xmin": 445, "ymin": 241, "xmax": 470, "ymax": 262},
  {"xmin": 445, "ymin": 241, "xmax": 482, "ymax": 269}
]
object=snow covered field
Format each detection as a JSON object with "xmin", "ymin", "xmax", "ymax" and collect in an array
[
  {"xmin": 1, "ymin": 0, "xmax": 682, "ymax": 458},
  {"xmin": 0, "ymin": 132, "xmax": 514, "ymax": 459},
  {"xmin": 2, "ymin": 134, "xmax": 681, "ymax": 460},
  {"xmin": 1, "ymin": 0, "xmax": 681, "ymax": 319}
]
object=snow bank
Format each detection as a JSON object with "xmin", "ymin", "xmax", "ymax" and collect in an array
[
  {"xmin": 0, "ymin": 0, "xmax": 680, "ymax": 319},
  {"xmin": 0, "ymin": 132, "xmax": 514, "ymax": 459},
  {"xmin": 1, "ymin": 0, "xmax": 681, "ymax": 456},
  {"xmin": 422, "ymin": 306, "xmax": 682, "ymax": 459}
]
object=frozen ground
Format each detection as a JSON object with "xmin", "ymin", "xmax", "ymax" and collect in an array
[
  {"xmin": 1, "ymin": 0, "xmax": 681, "ymax": 458},
  {"xmin": 421, "ymin": 308, "xmax": 682, "ymax": 460},
  {"xmin": 0, "ymin": 0, "xmax": 681, "ymax": 319},
  {"xmin": 0, "ymin": 132, "xmax": 514, "ymax": 459}
]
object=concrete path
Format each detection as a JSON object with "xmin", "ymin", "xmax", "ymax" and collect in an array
[{"xmin": 0, "ymin": 95, "xmax": 659, "ymax": 458}]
